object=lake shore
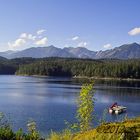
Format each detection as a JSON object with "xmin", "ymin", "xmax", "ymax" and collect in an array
[
  {"xmin": 16, "ymin": 74, "xmax": 140, "ymax": 81},
  {"xmin": 22, "ymin": 74, "xmax": 140, "ymax": 81},
  {"xmin": 73, "ymin": 76, "xmax": 140, "ymax": 81}
]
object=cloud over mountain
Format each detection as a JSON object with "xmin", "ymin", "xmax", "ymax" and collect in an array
[
  {"xmin": 7, "ymin": 29, "xmax": 48, "ymax": 50},
  {"xmin": 8, "ymin": 38, "xmax": 26, "ymax": 48},
  {"xmin": 103, "ymin": 44, "xmax": 112, "ymax": 49},
  {"xmin": 77, "ymin": 42, "xmax": 88, "ymax": 47},
  {"xmin": 2, "ymin": 42, "xmax": 140, "ymax": 59},
  {"xmin": 35, "ymin": 37, "xmax": 48, "ymax": 46}
]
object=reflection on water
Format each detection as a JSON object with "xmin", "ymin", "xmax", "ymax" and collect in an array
[{"xmin": 0, "ymin": 75, "xmax": 139, "ymax": 135}]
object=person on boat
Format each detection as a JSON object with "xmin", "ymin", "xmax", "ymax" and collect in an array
[
  {"xmin": 110, "ymin": 102, "xmax": 118, "ymax": 109},
  {"xmin": 109, "ymin": 102, "xmax": 118, "ymax": 114}
]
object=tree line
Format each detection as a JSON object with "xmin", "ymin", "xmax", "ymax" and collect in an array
[
  {"xmin": 14, "ymin": 58, "xmax": 140, "ymax": 79},
  {"xmin": 0, "ymin": 57, "xmax": 36, "ymax": 74},
  {"xmin": 0, "ymin": 57, "xmax": 140, "ymax": 78}
]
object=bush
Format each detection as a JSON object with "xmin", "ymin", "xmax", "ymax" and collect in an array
[{"xmin": 76, "ymin": 82, "xmax": 95, "ymax": 132}]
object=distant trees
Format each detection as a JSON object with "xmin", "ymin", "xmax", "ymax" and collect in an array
[
  {"xmin": 0, "ymin": 57, "xmax": 140, "ymax": 78},
  {"xmin": 0, "ymin": 61, "xmax": 16, "ymax": 74},
  {"xmin": 16, "ymin": 58, "xmax": 140, "ymax": 79},
  {"xmin": 0, "ymin": 64, "xmax": 16, "ymax": 74},
  {"xmin": 0, "ymin": 57, "xmax": 36, "ymax": 75}
]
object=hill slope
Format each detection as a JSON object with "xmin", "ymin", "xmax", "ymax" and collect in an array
[
  {"xmin": 73, "ymin": 117, "xmax": 140, "ymax": 140},
  {"xmin": 96, "ymin": 43, "xmax": 140, "ymax": 59}
]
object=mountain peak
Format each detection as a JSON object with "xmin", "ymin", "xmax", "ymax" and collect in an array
[
  {"xmin": 0, "ymin": 43, "xmax": 140, "ymax": 59},
  {"xmin": 131, "ymin": 42, "xmax": 140, "ymax": 46},
  {"xmin": 47, "ymin": 45, "xmax": 57, "ymax": 48}
]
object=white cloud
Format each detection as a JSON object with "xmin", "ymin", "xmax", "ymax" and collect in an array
[
  {"xmin": 8, "ymin": 38, "xmax": 26, "ymax": 48},
  {"xmin": 35, "ymin": 37, "xmax": 48, "ymax": 46},
  {"xmin": 64, "ymin": 44, "xmax": 69, "ymax": 48},
  {"xmin": 20, "ymin": 33, "xmax": 27, "ymax": 38},
  {"xmin": 7, "ymin": 29, "xmax": 48, "ymax": 50},
  {"xmin": 20, "ymin": 33, "xmax": 36, "ymax": 40},
  {"xmin": 103, "ymin": 43, "xmax": 112, "ymax": 49},
  {"xmin": 128, "ymin": 27, "xmax": 140, "ymax": 36},
  {"xmin": 77, "ymin": 42, "xmax": 87, "ymax": 47},
  {"xmin": 72, "ymin": 36, "xmax": 79, "ymax": 41},
  {"xmin": 37, "ymin": 29, "xmax": 46, "ymax": 35},
  {"xmin": 28, "ymin": 34, "xmax": 36, "ymax": 40}
]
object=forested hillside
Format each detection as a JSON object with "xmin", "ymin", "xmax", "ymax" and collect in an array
[
  {"xmin": 0, "ymin": 57, "xmax": 36, "ymax": 74},
  {"xmin": 0, "ymin": 57, "xmax": 140, "ymax": 78},
  {"xmin": 16, "ymin": 58, "xmax": 140, "ymax": 79}
]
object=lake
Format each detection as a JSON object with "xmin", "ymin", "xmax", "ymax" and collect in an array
[{"xmin": 0, "ymin": 75, "xmax": 140, "ymax": 135}]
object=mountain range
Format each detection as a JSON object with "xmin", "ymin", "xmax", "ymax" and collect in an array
[{"xmin": 0, "ymin": 42, "xmax": 140, "ymax": 59}]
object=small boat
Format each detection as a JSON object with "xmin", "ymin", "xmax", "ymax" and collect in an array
[{"xmin": 109, "ymin": 102, "xmax": 127, "ymax": 114}]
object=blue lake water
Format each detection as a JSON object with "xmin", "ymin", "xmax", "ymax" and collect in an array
[{"xmin": 0, "ymin": 75, "xmax": 140, "ymax": 135}]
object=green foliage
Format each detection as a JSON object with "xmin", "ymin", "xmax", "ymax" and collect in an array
[
  {"xmin": 26, "ymin": 119, "xmax": 40, "ymax": 140},
  {"xmin": 65, "ymin": 82, "xmax": 95, "ymax": 133},
  {"xmin": 15, "ymin": 128, "xmax": 24, "ymax": 140},
  {"xmin": 0, "ymin": 57, "xmax": 36, "ymax": 75},
  {"xmin": 47, "ymin": 131, "xmax": 60, "ymax": 140},
  {"xmin": 73, "ymin": 117, "xmax": 140, "ymax": 140},
  {"xmin": 47, "ymin": 129, "xmax": 72, "ymax": 140},
  {"xmin": 0, "ymin": 114, "xmax": 43, "ymax": 140},
  {"xmin": 15, "ymin": 58, "xmax": 140, "ymax": 79},
  {"xmin": 76, "ymin": 82, "xmax": 95, "ymax": 132},
  {"xmin": 0, "ymin": 127, "xmax": 15, "ymax": 140},
  {"xmin": 0, "ymin": 57, "xmax": 140, "ymax": 78}
]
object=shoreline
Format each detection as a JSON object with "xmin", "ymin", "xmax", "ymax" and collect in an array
[
  {"xmin": 16, "ymin": 74, "xmax": 140, "ymax": 81},
  {"xmin": 73, "ymin": 76, "xmax": 140, "ymax": 81}
]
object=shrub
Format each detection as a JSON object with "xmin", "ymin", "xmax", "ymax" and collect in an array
[{"xmin": 76, "ymin": 82, "xmax": 95, "ymax": 132}]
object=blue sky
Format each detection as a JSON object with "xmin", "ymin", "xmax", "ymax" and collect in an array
[{"xmin": 0, "ymin": 0, "xmax": 140, "ymax": 51}]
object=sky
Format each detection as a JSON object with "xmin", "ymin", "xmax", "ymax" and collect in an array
[{"xmin": 0, "ymin": 0, "xmax": 140, "ymax": 51}]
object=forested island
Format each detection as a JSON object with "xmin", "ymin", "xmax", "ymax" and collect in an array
[{"xmin": 0, "ymin": 57, "xmax": 140, "ymax": 79}]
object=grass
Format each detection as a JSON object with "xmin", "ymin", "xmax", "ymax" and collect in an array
[
  {"xmin": 0, "ymin": 113, "xmax": 139, "ymax": 140},
  {"xmin": 72, "ymin": 117, "xmax": 140, "ymax": 140}
]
